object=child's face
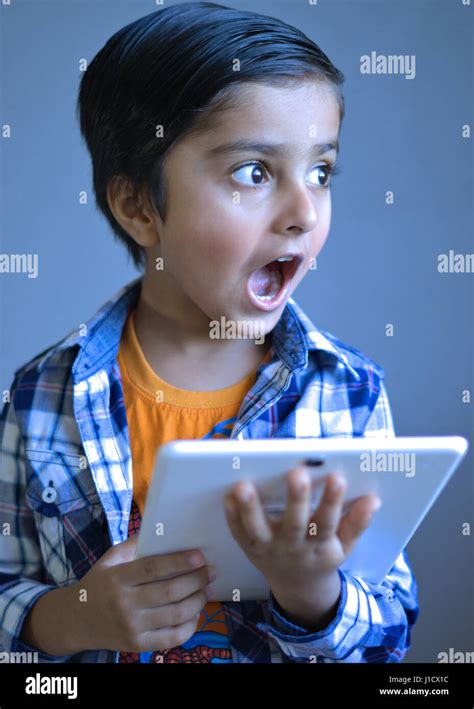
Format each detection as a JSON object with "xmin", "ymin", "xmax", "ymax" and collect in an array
[{"xmin": 143, "ymin": 80, "xmax": 340, "ymax": 335}]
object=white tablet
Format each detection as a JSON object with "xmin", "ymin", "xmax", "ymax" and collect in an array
[{"xmin": 136, "ymin": 436, "xmax": 469, "ymax": 600}]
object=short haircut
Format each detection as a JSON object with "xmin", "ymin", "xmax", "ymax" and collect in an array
[{"xmin": 76, "ymin": 1, "xmax": 345, "ymax": 270}]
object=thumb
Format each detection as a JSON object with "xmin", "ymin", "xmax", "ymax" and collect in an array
[
  {"xmin": 99, "ymin": 534, "xmax": 139, "ymax": 567},
  {"xmin": 338, "ymin": 495, "xmax": 381, "ymax": 557}
]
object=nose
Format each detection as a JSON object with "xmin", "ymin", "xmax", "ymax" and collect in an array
[{"xmin": 274, "ymin": 182, "xmax": 319, "ymax": 236}]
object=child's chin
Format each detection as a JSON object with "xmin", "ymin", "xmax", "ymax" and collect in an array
[{"xmin": 206, "ymin": 303, "xmax": 275, "ymax": 342}]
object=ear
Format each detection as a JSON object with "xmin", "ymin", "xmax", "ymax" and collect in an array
[{"xmin": 106, "ymin": 175, "xmax": 160, "ymax": 248}]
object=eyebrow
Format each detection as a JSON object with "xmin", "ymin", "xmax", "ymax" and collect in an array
[{"xmin": 206, "ymin": 139, "xmax": 339, "ymax": 159}]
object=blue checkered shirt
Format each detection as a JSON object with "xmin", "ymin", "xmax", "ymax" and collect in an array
[{"xmin": 0, "ymin": 276, "xmax": 419, "ymax": 663}]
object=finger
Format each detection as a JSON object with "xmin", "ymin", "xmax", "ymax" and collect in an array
[
  {"xmin": 337, "ymin": 494, "xmax": 381, "ymax": 556},
  {"xmin": 225, "ymin": 482, "xmax": 272, "ymax": 546},
  {"xmin": 137, "ymin": 565, "xmax": 216, "ymax": 608},
  {"xmin": 153, "ymin": 566, "xmax": 214, "ymax": 605},
  {"xmin": 235, "ymin": 482, "xmax": 273, "ymax": 543},
  {"xmin": 123, "ymin": 547, "xmax": 207, "ymax": 586},
  {"xmin": 99, "ymin": 534, "xmax": 139, "ymax": 567},
  {"xmin": 139, "ymin": 614, "xmax": 201, "ymax": 653},
  {"xmin": 137, "ymin": 586, "xmax": 211, "ymax": 632},
  {"xmin": 310, "ymin": 473, "xmax": 347, "ymax": 542},
  {"xmin": 280, "ymin": 466, "xmax": 312, "ymax": 544},
  {"xmin": 223, "ymin": 494, "xmax": 249, "ymax": 549}
]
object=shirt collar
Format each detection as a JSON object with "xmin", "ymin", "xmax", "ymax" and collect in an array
[
  {"xmin": 272, "ymin": 297, "xmax": 360, "ymax": 380},
  {"xmin": 36, "ymin": 276, "xmax": 143, "ymax": 379},
  {"xmin": 36, "ymin": 276, "xmax": 360, "ymax": 382}
]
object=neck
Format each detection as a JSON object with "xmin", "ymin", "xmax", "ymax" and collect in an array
[{"xmin": 132, "ymin": 284, "xmax": 272, "ymax": 391}]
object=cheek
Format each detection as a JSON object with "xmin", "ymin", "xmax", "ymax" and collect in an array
[
  {"xmin": 313, "ymin": 226, "xmax": 330, "ymax": 253},
  {"xmin": 312, "ymin": 197, "xmax": 332, "ymax": 248},
  {"xmin": 297, "ymin": 200, "xmax": 331, "ymax": 279},
  {"xmin": 166, "ymin": 191, "xmax": 255, "ymax": 275}
]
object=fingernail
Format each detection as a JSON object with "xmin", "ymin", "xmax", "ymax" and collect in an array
[
  {"xmin": 295, "ymin": 472, "xmax": 309, "ymax": 494},
  {"xmin": 371, "ymin": 497, "xmax": 382, "ymax": 511},
  {"xmin": 208, "ymin": 566, "xmax": 217, "ymax": 582},
  {"xmin": 238, "ymin": 484, "xmax": 254, "ymax": 503},
  {"xmin": 205, "ymin": 584, "xmax": 214, "ymax": 599},
  {"xmin": 188, "ymin": 552, "xmax": 203, "ymax": 567},
  {"xmin": 332, "ymin": 476, "xmax": 346, "ymax": 492}
]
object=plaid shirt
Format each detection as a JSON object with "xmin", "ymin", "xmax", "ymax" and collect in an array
[{"xmin": 0, "ymin": 276, "xmax": 419, "ymax": 663}]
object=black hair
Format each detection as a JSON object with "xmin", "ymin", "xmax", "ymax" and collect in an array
[{"xmin": 77, "ymin": 1, "xmax": 345, "ymax": 270}]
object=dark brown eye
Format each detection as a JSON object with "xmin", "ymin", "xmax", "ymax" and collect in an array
[
  {"xmin": 232, "ymin": 161, "xmax": 268, "ymax": 188},
  {"xmin": 309, "ymin": 162, "xmax": 341, "ymax": 188},
  {"xmin": 250, "ymin": 165, "xmax": 265, "ymax": 184},
  {"xmin": 309, "ymin": 165, "xmax": 330, "ymax": 187}
]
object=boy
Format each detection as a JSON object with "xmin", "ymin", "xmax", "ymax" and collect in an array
[{"xmin": 0, "ymin": 2, "xmax": 419, "ymax": 663}]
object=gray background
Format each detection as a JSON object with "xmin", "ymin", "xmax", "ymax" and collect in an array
[{"xmin": 0, "ymin": 0, "xmax": 472, "ymax": 662}]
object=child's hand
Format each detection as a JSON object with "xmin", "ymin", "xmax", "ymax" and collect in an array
[
  {"xmin": 77, "ymin": 536, "xmax": 216, "ymax": 653},
  {"xmin": 223, "ymin": 467, "xmax": 381, "ymax": 629}
]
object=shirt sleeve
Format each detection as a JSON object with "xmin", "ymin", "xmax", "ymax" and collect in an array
[
  {"xmin": 256, "ymin": 377, "xmax": 420, "ymax": 662},
  {"xmin": 0, "ymin": 378, "xmax": 75, "ymax": 662}
]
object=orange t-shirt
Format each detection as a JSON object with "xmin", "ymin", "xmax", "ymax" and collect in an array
[{"xmin": 117, "ymin": 308, "xmax": 271, "ymax": 663}]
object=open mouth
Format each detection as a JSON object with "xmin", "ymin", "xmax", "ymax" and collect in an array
[{"xmin": 247, "ymin": 254, "xmax": 302, "ymax": 311}]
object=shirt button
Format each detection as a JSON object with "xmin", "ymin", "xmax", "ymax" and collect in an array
[{"xmin": 42, "ymin": 486, "xmax": 57, "ymax": 504}]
